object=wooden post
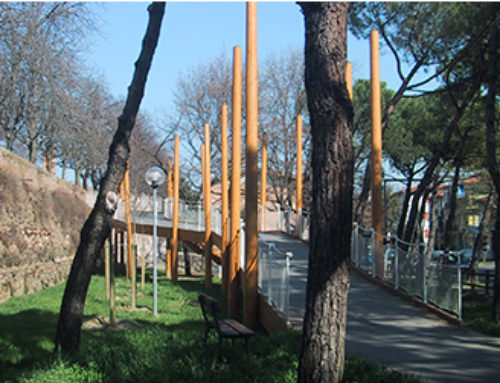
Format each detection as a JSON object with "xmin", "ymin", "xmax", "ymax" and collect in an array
[
  {"xmin": 124, "ymin": 163, "xmax": 134, "ymax": 280},
  {"xmin": 166, "ymin": 156, "xmax": 173, "ymax": 278},
  {"xmin": 346, "ymin": 61, "xmax": 353, "ymax": 101},
  {"xmin": 244, "ymin": 1, "xmax": 259, "ymax": 330},
  {"xmin": 221, "ymin": 104, "xmax": 229, "ymax": 292},
  {"xmin": 105, "ymin": 238, "xmax": 111, "ymax": 299},
  {"xmin": 141, "ymin": 244, "xmax": 146, "ymax": 290},
  {"xmin": 296, "ymin": 115, "xmax": 303, "ymax": 213},
  {"xmin": 228, "ymin": 45, "xmax": 242, "ymax": 317},
  {"xmin": 370, "ymin": 30, "xmax": 384, "ymax": 277},
  {"xmin": 132, "ymin": 244, "xmax": 137, "ymax": 309},
  {"xmin": 171, "ymin": 135, "xmax": 180, "ymax": 282},
  {"xmin": 203, "ymin": 124, "xmax": 213, "ymax": 289},
  {"xmin": 109, "ymin": 234, "xmax": 116, "ymax": 326},
  {"xmin": 260, "ymin": 132, "xmax": 268, "ymax": 231}
]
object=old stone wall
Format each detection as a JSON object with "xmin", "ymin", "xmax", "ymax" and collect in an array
[{"xmin": 0, "ymin": 147, "xmax": 89, "ymax": 303}]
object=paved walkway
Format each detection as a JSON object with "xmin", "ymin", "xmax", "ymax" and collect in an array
[{"xmin": 259, "ymin": 232, "xmax": 500, "ymax": 383}]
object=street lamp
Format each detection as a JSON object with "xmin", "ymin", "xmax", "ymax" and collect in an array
[{"xmin": 145, "ymin": 166, "xmax": 166, "ymax": 316}]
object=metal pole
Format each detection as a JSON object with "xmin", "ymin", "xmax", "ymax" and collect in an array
[
  {"xmin": 153, "ymin": 187, "xmax": 158, "ymax": 316},
  {"xmin": 458, "ymin": 266, "xmax": 462, "ymax": 320},
  {"xmin": 228, "ymin": 45, "xmax": 242, "ymax": 317},
  {"xmin": 395, "ymin": 237, "xmax": 400, "ymax": 290},
  {"xmin": 296, "ymin": 115, "xmax": 303, "ymax": 213},
  {"xmin": 261, "ymin": 132, "xmax": 268, "ymax": 232},
  {"xmin": 285, "ymin": 251, "xmax": 293, "ymax": 321},
  {"xmin": 244, "ymin": 1, "xmax": 259, "ymax": 330},
  {"xmin": 370, "ymin": 29, "xmax": 384, "ymax": 277}
]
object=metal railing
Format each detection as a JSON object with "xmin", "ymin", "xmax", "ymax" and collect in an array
[
  {"xmin": 258, "ymin": 241, "xmax": 293, "ymax": 321},
  {"xmin": 351, "ymin": 223, "xmax": 462, "ymax": 319}
]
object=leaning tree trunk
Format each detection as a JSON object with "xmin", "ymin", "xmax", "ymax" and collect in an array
[
  {"xmin": 297, "ymin": 3, "xmax": 353, "ymax": 382},
  {"xmin": 54, "ymin": 2, "xmax": 165, "ymax": 352},
  {"xmin": 485, "ymin": 11, "xmax": 500, "ymax": 322}
]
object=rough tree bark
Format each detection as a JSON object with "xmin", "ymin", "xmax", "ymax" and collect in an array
[
  {"xmin": 297, "ymin": 3, "xmax": 354, "ymax": 382},
  {"xmin": 54, "ymin": 2, "xmax": 165, "ymax": 352},
  {"xmin": 485, "ymin": 12, "xmax": 500, "ymax": 322}
]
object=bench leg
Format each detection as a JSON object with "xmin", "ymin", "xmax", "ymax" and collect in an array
[{"xmin": 211, "ymin": 337, "xmax": 222, "ymax": 369}]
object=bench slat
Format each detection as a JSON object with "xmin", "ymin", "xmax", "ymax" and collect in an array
[
  {"xmin": 224, "ymin": 319, "xmax": 255, "ymax": 337},
  {"xmin": 218, "ymin": 320, "xmax": 241, "ymax": 337}
]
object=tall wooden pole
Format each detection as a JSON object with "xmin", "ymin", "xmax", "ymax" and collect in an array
[
  {"xmin": 124, "ymin": 163, "xmax": 134, "ymax": 279},
  {"xmin": 260, "ymin": 132, "xmax": 268, "ymax": 231},
  {"xmin": 244, "ymin": 1, "xmax": 259, "ymax": 330},
  {"xmin": 346, "ymin": 61, "xmax": 353, "ymax": 101},
  {"xmin": 296, "ymin": 115, "xmax": 303, "ymax": 213},
  {"xmin": 166, "ymin": 157, "xmax": 173, "ymax": 277},
  {"xmin": 370, "ymin": 30, "xmax": 384, "ymax": 277},
  {"xmin": 171, "ymin": 135, "xmax": 180, "ymax": 282},
  {"xmin": 228, "ymin": 46, "xmax": 242, "ymax": 317},
  {"xmin": 221, "ymin": 104, "xmax": 230, "ymax": 293},
  {"xmin": 203, "ymin": 123, "xmax": 213, "ymax": 289}
]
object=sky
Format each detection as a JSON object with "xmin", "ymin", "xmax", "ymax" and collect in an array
[{"xmin": 86, "ymin": 1, "xmax": 404, "ymax": 118}]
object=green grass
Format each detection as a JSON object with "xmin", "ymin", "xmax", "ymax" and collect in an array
[
  {"xmin": 462, "ymin": 290, "xmax": 500, "ymax": 336},
  {"xmin": 1, "ymin": 272, "xmax": 418, "ymax": 382}
]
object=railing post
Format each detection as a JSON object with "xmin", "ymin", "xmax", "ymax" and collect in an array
[
  {"xmin": 458, "ymin": 266, "xmax": 462, "ymax": 320},
  {"xmin": 286, "ymin": 206, "xmax": 291, "ymax": 234},
  {"xmin": 285, "ymin": 251, "xmax": 293, "ymax": 321},
  {"xmin": 267, "ymin": 243, "xmax": 273, "ymax": 301},
  {"xmin": 395, "ymin": 237, "xmax": 399, "ymax": 290},
  {"xmin": 423, "ymin": 244, "xmax": 428, "ymax": 304},
  {"xmin": 370, "ymin": 229, "xmax": 376, "ymax": 277},
  {"xmin": 278, "ymin": 208, "xmax": 283, "ymax": 232}
]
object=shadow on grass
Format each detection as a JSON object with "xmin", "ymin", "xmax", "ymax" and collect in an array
[
  {"xmin": 0, "ymin": 309, "xmax": 58, "ymax": 382},
  {"xmin": 3, "ymin": 313, "xmax": 299, "ymax": 383}
]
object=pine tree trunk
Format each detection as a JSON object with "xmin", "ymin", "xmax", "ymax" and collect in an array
[
  {"xmin": 54, "ymin": 2, "xmax": 165, "ymax": 352},
  {"xmin": 297, "ymin": 3, "xmax": 353, "ymax": 382}
]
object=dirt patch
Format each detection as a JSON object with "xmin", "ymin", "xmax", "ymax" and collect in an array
[{"xmin": 82, "ymin": 315, "xmax": 145, "ymax": 331}]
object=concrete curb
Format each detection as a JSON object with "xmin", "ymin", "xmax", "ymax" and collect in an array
[{"xmin": 352, "ymin": 265, "xmax": 465, "ymax": 328}]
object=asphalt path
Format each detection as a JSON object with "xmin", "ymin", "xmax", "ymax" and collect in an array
[{"xmin": 259, "ymin": 232, "xmax": 500, "ymax": 383}]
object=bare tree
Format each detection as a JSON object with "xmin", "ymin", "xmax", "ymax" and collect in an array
[
  {"xmin": 260, "ymin": 49, "xmax": 309, "ymax": 208},
  {"xmin": 297, "ymin": 3, "xmax": 353, "ymax": 382},
  {"xmin": 0, "ymin": 2, "xmax": 95, "ymax": 161}
]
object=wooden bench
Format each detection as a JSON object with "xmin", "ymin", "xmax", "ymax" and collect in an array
[{"xmin": 198, "ymin": 293, "xmax": 255, "ymax": 369}]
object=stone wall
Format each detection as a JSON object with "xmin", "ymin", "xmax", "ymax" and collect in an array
[{"xmin": 0, "ymin": 147, "xmax": 88, "ymax": 303}]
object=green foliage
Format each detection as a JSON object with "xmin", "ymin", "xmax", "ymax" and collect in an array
[{"xmin": 1, "ymin": 274, "xmax": 418, "ymax": 383}]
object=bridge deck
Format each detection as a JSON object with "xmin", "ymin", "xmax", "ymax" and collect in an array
[{"xmin": 259, "ymin": 232, "xmax": 500, "ymax": 383}]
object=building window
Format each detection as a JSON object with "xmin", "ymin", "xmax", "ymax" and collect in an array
[{"xmin": 468, "ymin": 214, "xmax": 480, "ymax": 227}]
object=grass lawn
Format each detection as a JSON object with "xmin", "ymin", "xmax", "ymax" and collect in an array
[
  {"xmin": 462, "ymin": 290, "xmax": 500, "ymax": 337},
  {"xmin": 1, "ymin": 272, "xmax": 418, "ymax": 382}
]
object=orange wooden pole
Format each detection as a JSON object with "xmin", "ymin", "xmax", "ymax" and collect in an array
[
  {"xmin": 346, "ymin": 61, "xmax": 353, "ymax": 101},
  {"xmin": 166, "ymin": 156, "xmax": 173, "ymax": 278},
  {"xmin": 260, "ymin": 132, "xmax": 268, "ymax": 231},
  {"xmin": 203, "ymin": 123, "xmax": 212, "ymax": 289},
  {"xmin": 221, "ymin": 104, "xmax": 229, "ymax": 293},
  {"xmin": 296, "ymin": 115, "xmax": 303, "ymax": 212},
  {"xmin": 228, "ymin": 45, "xmax": 242, "ymax": 317},
  {"xmin": 244, "ymin": 1, "xmax": 259, "ymax": 330},
  {"xmin": 124, "ymin": 163, "xmax": 134, "ymax": 279},
  {"xmin": 370, "ymin": 30, "xmax": 384, "ymax": 277},
  {"xmin": 171, "ymin": 135, "xmax": 180, "ymax": 282}
]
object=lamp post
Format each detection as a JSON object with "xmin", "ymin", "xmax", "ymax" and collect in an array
[{"xmin": 145, "ymin": 166, "xmax": 166, "ymax": 316}]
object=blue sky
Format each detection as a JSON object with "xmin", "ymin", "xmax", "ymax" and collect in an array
[{"xmin": 86, "ymin": 2, "xmax": 403, "ymax": 117}]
